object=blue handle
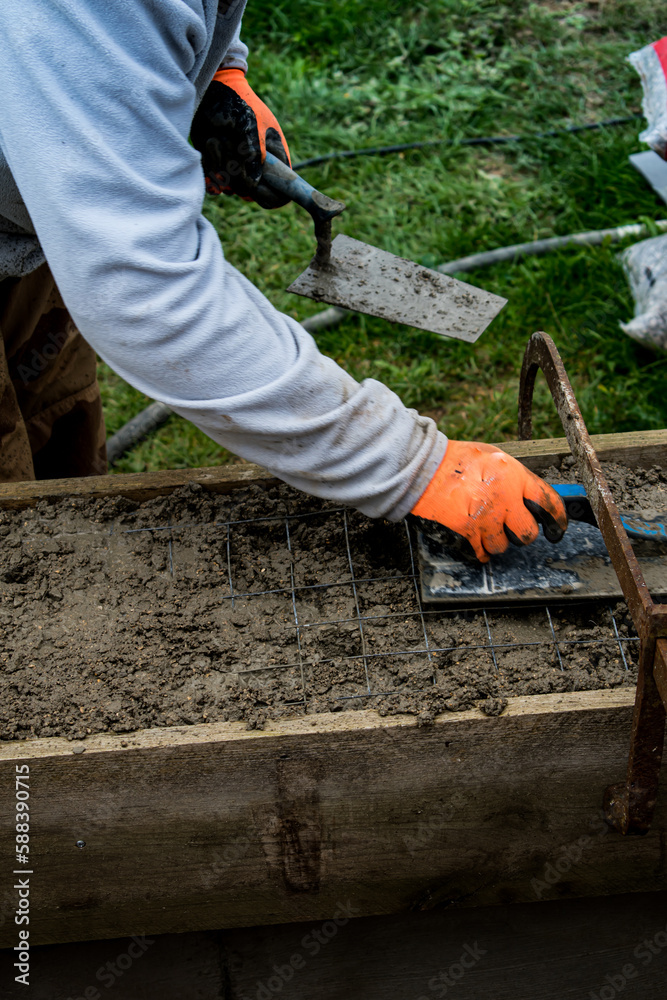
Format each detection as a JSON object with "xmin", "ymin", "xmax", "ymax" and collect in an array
[
  {"xmin": 553, "ymin": 484, "xmax": 588, "ymax": 499},
  {"xmin": 552, "ymin": 483, "xmax": 667, "ymax": 542}
]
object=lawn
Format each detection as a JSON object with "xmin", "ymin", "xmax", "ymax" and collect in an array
[{"xmin": 100, "ymin": 0, "xmax": 667, "ymax": 473}]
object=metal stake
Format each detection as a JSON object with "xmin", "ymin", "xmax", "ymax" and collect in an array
[{"xmin": 519, "ymin": 331, "xmax": 667, "ymax": 834}]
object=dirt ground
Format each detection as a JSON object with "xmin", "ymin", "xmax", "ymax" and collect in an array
[{"xmin": 1, "ymin": 459, "xmax": 663, "ymax": 741}]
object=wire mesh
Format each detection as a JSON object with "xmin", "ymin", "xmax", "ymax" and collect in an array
[{"xmin": 108, "ymin": 503, "xmax": 639, "ymax": 708}]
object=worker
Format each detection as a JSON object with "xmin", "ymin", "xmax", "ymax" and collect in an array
[{"xmin": 0, "ymin": 0, "xmax": 566, "ymax": 563}]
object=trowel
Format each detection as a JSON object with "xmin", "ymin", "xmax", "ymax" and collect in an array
[
  {"xmin": 262, "ymin": 151, "xmax": 506, "ymax": 342},
  {"xmin": 417, "ymin": 484, "xmax": 667, "ymax": 606}
]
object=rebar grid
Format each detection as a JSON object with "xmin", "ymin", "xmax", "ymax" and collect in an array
[
  {"xmin": 96, "ymin": 504, "xmax": 639, "ymax": 706},
  {"xmin": 284, "ymin": 515, "xmax": 308, "ymax": 710},
  {"xmin": 21, "ymin": 501, "xmax": 639, "ymax": 709}
]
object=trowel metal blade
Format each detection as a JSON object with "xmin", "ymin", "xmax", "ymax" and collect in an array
[
  {"xmin": 417, "ymin": 525, "xmax": 667, "ymax": 606},
  {"xmin": 287, "ymin": 234, "xmax": 507, "ymax": 342}
]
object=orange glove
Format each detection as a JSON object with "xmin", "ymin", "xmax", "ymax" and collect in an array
[
  {"xmin": 411, "ymin": 441, "xmax": 567, "ymax": 563},
  {"xmin": 191, "ymin": 67, "xmax": 291, "ymax": 208}
]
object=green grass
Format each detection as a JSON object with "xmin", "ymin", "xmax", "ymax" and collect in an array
[{"xmin": 102, "ymin": 0, "xmax": 667, "ymax": 473}]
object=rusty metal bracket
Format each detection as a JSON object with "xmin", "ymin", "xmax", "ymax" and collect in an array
[{"xmin": 519, "ymin": 331, "xmax": 667, "ymax": 834}]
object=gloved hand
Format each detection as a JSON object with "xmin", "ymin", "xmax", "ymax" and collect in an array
[
  {"xmin": 191, "ymin": 67, "xmax": 291, "ymax": 209},
  {"xmin": 410, "ymin": 441, "xmax": 567, "ymax": 563}
]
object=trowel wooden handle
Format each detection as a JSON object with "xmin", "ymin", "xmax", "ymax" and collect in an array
[{"xmin": 262, "ymin": 151, "xmax": 346, "ymax": 224}]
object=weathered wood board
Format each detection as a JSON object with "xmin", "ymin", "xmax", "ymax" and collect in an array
[
  {"xmin": 0, "ymin": 427, "xmax": 665, "ymax": 510},
  {"xmin": 0, "ymin": 461, "xmax": 275, "ymax": 509},
  {"xmin": 1, "ymin": 889, "xmax": 667, "ymax": 999},
  {"xmin": 0, "ymin": 929, "xmax": 224, "ymax": 1000},
  {"xmin": 223, "ymin": 890, "xmax": 667, "ymax": 1000},
  {"xmin": 503, "ymin": 427, "xmax": 667, "ymax": 473},
  {"xmin": 0, "ymin": 689, "xmax": 665, "ymax": 948}
]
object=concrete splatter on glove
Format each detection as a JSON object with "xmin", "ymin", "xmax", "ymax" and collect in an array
[
  {"xmin": 191, "ymin": 68, "xmax": 291, "ymax": 208},
  {"xmin": 410, "ymin": 441, "xmax": 567, "ymax": 563}
]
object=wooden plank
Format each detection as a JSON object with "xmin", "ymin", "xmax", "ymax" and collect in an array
[
  {"xmin": 2, "ymin": 891, "xmax": 665, "ymax": 999},
  {"xmin": 2, "ymin": 688, "xmax": 666, "ymax": 948},
  {"xmin": 0, "ymin": 687, "xmax": 636, "ymax": 759},
  {"xmin": 0, "ymin": 462, "xmax": 274, "ymax": 510},
  {"xmin": 0, "ymin": 930, "xmax": 223, "ymax": 1000},
  {"xmin": 500, "ymin": 428, "xmax": 667, "ymax": 473},
  {"xmin": 224, "ymin": 890, "xmax": 667, "ymax": 1000},
  {"xmin": 0, "ymin": 428, "xmax": 665, "ymax": 510}
]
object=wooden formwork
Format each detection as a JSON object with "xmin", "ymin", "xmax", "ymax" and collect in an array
[{"xmin": 1, "ymin": 430, "xmax": 666, "ymax": 950}]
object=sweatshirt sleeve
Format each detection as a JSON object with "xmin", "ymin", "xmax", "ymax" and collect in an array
[
  {"xmin": 0, "ymin": 0, "xmax": 447, "ymax": 519},
  {"xmin": 219, "ymin": 23, "xmax": 249, "ymax": 73}
]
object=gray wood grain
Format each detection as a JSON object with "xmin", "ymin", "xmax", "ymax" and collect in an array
[
  {"xmin": 1, "ymin": 691, "xmax": 665, "ymax": 948},
  {"xmin": 1, "ymin": 428, "xmax": 666, "ymax": 510}
]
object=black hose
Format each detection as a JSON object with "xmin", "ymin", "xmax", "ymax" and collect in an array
[
  {"xmin": 107, "ymin": 110, "xmax": 651, "ymax": 466},
  {"xmin": 293, "ymin": 115, "xmax": 644, "ymax": 170},
  {"xmin": 106, "ymin": 401, "xmax": 173, "ymax": 466},
  {"xmin": 106, "ymin": 218, "xmax": 667, "ymax": 466}
]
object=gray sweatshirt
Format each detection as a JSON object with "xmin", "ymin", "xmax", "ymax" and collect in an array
[{"xmin": 0, "ymin": 0, "xmax": 447, "ymax": 518}]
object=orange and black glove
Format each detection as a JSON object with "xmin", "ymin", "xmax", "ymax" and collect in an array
[
  {"xmin": 191, "ymin": 67, "xmax": 291, "ymax": 208},
  {"xmin": 410, "ymin": 441, "xmax": 568, "ymax": 563}
]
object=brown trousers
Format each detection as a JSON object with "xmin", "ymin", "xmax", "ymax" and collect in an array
[{"xmin": 0, "ymin": 263, "xmax": 107, "ymax": 483}]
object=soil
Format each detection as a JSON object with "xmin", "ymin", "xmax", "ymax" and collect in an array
[{"xmin": 1, "ymin": 459, "xmax": 663, "ymax": 742}]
